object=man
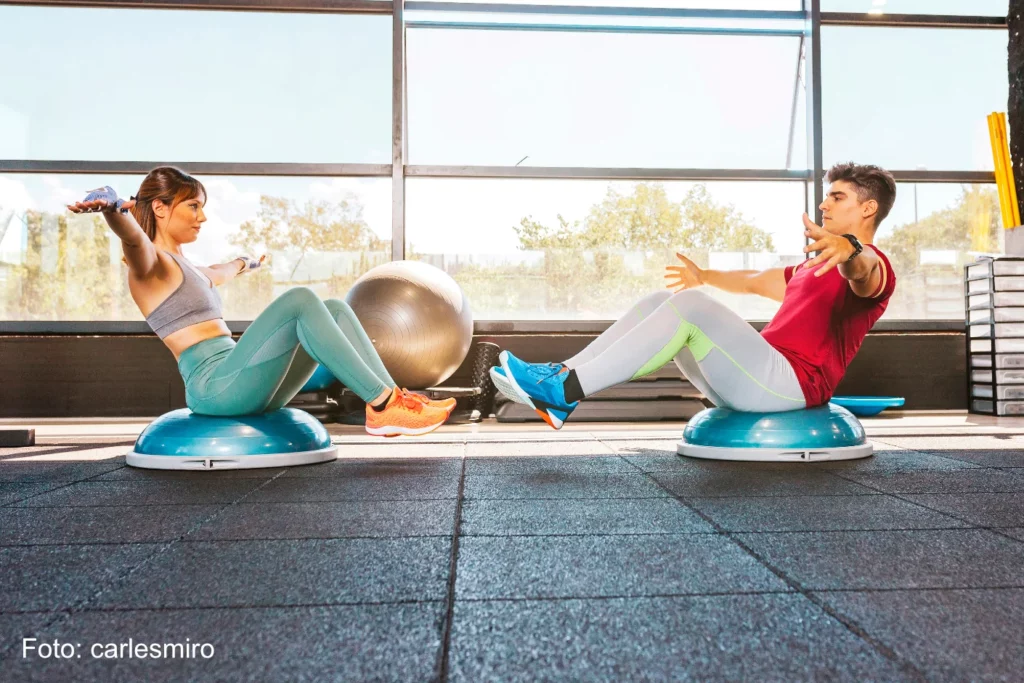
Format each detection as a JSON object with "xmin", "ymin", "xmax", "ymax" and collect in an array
[{"xmin": 491, "ymin": 162, "xmax": 898, "ymax": 429}]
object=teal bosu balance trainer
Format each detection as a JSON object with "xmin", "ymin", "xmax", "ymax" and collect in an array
[
  {"xmin": 129, "ymin": 408, "xmax": 338, "ymax": 471},
  {"xmin": 677, "ymin": 403, "xmax": 873, "ymax": 462}
]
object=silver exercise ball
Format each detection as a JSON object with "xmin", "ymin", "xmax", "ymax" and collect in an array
[{"xmin": 345, "ymin": 260, "xmax": 473, "ymax": 389}]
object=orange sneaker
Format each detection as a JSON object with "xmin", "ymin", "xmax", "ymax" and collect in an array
[
  {"xmin": 365, "ymin": 388, "xmax": 450, "ymax": 437},
  {"xmin": 405, "ymin": 390, "xmax": 457, "ymax": 414}
]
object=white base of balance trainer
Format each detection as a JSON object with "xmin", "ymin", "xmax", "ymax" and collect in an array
[
  {"xmin": 128, "ymin": 408, "xmax": 338, "ymax": 471},
  {"xmin": 677, "ymin": 404, "xmax": 874, "ymax": 463}
]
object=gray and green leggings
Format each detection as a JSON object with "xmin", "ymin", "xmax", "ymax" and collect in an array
[
  {"xmin": 566, "ymin": 289, "xmax": 806, "ymax": 413},
  {"xmin": 178, "ymin": 287, "xmax": 394, "ymax": 416}
]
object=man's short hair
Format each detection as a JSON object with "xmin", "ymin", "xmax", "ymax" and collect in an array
[{"xmin": 825, "ymin": 162, "xmax": 897, "ymax": 229}]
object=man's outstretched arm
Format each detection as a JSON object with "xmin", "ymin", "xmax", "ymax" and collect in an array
[{"xmin": 666, "ymin": 253, "xmax": 788, "ymax": 303}]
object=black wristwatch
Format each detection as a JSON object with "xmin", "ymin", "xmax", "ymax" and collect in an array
[{"xmin": 842, "ymin": 234, "xmax": 864, "ymax": 262}]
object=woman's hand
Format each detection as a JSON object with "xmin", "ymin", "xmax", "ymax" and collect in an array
[
  {"xmin": 235, "ymin": 254, "xmax": 267, "ymax": 275},
  {"xmin": 664, "ymin": 252, "xmax": 705, "ymax": 292},
  {"xmin": 67, "ymin": 186, "xmax": 135, "ymax": 214}
]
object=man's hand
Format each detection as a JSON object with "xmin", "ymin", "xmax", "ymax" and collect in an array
[
  {"xmin": 802, "ymin": 213, "xmax": 855, "ymax": 277},
  {"xmin": 664, "ymin": 253, "xmax": 705, "ymax": 292}
]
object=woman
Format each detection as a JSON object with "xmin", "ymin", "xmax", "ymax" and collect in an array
[{"xmin": 68, "ymin": 166, "xmax": 453, "ymax": 436}]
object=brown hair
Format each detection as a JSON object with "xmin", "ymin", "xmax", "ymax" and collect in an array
[
  {"xmin": 129, "ymin": 166, "xmax": 207, "ymax": 243},
  {"xmin": 825, "ymin": 162, "xmax": 897, "ymax": 229}
]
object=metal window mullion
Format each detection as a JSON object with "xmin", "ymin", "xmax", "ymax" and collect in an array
[
  {"xmin": 0, "ymin": 0, "xmax": 394, "ymax": 14},
  {"xmin": 406, "ymin": 21, "xmax": 805, "ymax": 37},
  {"xmin": 806, "ymin": 0, "xmax": 823, "ymax": 228},
  {"xmin": 406, "ymin": 3, "xmax": 805, "ymax": 20},
  {"xmin": 890, "ymin": 170, "xmax": 996, "ymax": 183},
  {"xmin": 392, "ymin": 0, "xmax": 406, "ymax": 261},
  {"xmin": 405, "ymin": 166, "xmax": 810, "ymax": 181},
  {"xmin": 821, "ymin": 12, "xmax": 1007, "ymax": 29},
  {"xmin": 0, "ymin": 161, "xmax": 392, "ymax": 176}
]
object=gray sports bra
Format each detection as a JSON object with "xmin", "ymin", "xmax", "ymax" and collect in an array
[{"xmin": 145, "ymin": 251, "xmax": 224, "ymax": 339}]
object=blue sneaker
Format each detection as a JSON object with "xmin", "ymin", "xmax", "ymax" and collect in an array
[
  {"xmin": 489, "ymin": 362, "xmax": 565, "ymax": 407},
  {"xmin": 497, "ymin": 350, "xmax": 578, "ymax": 429}
]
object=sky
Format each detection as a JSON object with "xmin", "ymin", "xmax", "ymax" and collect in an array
[{"xmin": 0, "ymin": 1, "xmax": 1011, "ymax": 278}]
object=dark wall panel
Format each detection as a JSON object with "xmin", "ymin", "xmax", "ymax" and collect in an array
[{"xmin": 0, "ymin": 331, "xmax": 966, "ymax": 417}]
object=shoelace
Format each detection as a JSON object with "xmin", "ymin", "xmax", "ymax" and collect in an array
[
  {"xmin": 525, "ymin": 363, "xmax": 566, "ymax": 382},
  {"xmin": 394, "ymin": 389, "xmax": 424, "ymax": 412},
  {"xmin": 405, "ymin": 390, "xmax": 434, "ymax": 405}
]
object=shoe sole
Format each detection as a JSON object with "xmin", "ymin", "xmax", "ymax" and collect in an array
[
  {"xmin": 497, "ymin": 351, "xmax": 564, "ymax": 429},
  {"xmin": 490, "ymin": 366, "xmax": 530, "ymax": 406},
  {"xmin": 365, "ymin": 419, "xmax": 447, "ymax": 437}
]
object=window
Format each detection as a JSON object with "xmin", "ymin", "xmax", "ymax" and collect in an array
[
  {"xmin": 875, "ymin": 182, "xmax": 1003, "ymax": 319},
  {"xmin": 821, "ymin": 27, "xmax": 1007, "ymax": 171},
  {"xmin": 0, "ymin": 174, "xmax": 391, "ymax": 321},
  {"xmin": 0, "ymin": 6, "xmax": 392, "ymax": 163},
  {"xmin": 407, "ymin": 28, "xmax": 806, "ymax": 168},
  {"xmin": 406, "ymin": 178, "xmax": 805, "ymax": 320}
]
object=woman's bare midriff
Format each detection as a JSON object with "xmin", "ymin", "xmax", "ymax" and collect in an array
[
  {"xmin": 163, "ymin": 320, "xmax": 233, "ymax": 361},
  {"xmin": 129, "ymin": 252, "xmax": 232, "ymax": 361}
]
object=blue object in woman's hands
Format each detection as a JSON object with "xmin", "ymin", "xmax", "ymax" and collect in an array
[
  {"xmin": 81, "ymin": 186, "xmax": 130, "ymax": 213},
  {"xmin": 235, "ymin": 255, "xmax": 266, "ymax": 274}
]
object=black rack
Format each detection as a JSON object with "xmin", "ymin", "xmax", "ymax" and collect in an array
[{"xmin": 965, "ymin": 256, "xmax": 1024, "ymax": 415}]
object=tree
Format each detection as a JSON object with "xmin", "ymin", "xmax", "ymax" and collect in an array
[
  {"xmin": 231, "ymin": 195, "xmax": 387, "ymax": 280},
  {"xmin": 515, "ymin": 183, "xmax": 775, "ymax": 254},
  {"xmin": 877, "ymin": 185, "xmax": 1001, "ymax": 318},
  {"xmin": 445, "ymin": 182, "xmax": 777, "ymax": 317},
  {"xmin": 1, "ymin": 211, "xmax": 136, "ymax": 320},
  {"xmin": 222, "ymin": 194, "xmax": 390, "ymax": 317}
]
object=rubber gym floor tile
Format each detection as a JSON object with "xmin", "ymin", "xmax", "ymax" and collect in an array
[
  {"xmin": 5, "ymin": 603, "xmax": 444, "ymax": 682},
  {"xmin": 736, "ymin": 529, "xmax": 1024, "ymax": 591},
  {"xmin": 872, "ymin": 435, "xmax": 1024, "ymax": 452},
  {"xmin": 94, "ymin": 538, "xmax": 451, "ymax": 610},
  {"xmin": 0, "ymin": 461, "xmax": 124, "ymax": 484},
  {"xmin": 614, "ymin": 454, "xmax": 691, "ymax": 472},
  {"xmin": 896, "ymin": 450, "xmax": 1024, "ymax": 469},
  {"xmin": 902, "ymin": 492, "xmax": 1024, "ymax": 527},
  {"xmin": 455, "ymin": 535, "xmax": 788, "ymax": 600},
  {"xmin": 651, "ymin": 467, "xmax": 874, "ymax": 498},
  {"xmin": 832, "ymin": 467, "xmax": 1024, "ymax": 494},
  {"xmin": 246, "ymin": 474, "xmax": 458, "ymax": 503},
  {"xmin": 0, "ymin": 613, "xmax": 56, "ymax": 661},
  {"xmin": 326, "ymin": 443, "xmax": 464, "ymax": 460},
  {"xmin": 12, "ymin": 480, "xmax": 266, "ymax": 508},
  {"xmin": 463, "ymin": 473, "xmax": 667, "ymax": 500},
  {"xmin": 465, "ymin": 442, "xmax": 617, "ymax": 458},
  {"xmin": 0, "ymin": 446, "xmax": 68, "ymax": 460},
  {"xmin": 0, "ymin": 483, "xmax": 62, "ymax": 506},
  {"xmin": 819, "ymin": 451, "xmax": 982, "ymax": 473},
  {"xmin": 94, "ymin": 468, "xmax": 286, "ymax": 481},
  {"xmin": 813, "ymin": 588, "xmax": 1024, "ymax": 681},
  {"xmin": 996, "ymin": 527, "xmax": 1024, "ymax": 542},
  {"xmin": 0, "ymin": 505, "xmax": 223, "ymax": 546},
  {"xmin": 447, "ymin": 594, "xmax": 909, "ymax": 682},
  {"xmin": 460, "ymin": 498, "xmax": 713, "ymax": 536},
  {"xmin": 601, "ymin": 439, "xmax": 679, "ymax": 458},
  {"xmin": 191, "ymin": 500, "xmax": 457, "ymax": 541},
  {"xmin": 463, "ymin": 455, "xmax": 634, "ymax": 476},
  {"xmin": 0, "ymin": 544, "xmax": 158, "ymax": 613},
  {"xmin": 278, "ymin": 456, "xmax": 463, "ymax": 478},
  {"xmin": 688, "ymin": 494, "xmax": 968, "ymax": 532}
]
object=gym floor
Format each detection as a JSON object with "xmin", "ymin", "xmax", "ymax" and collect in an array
[{"xmin": 2, "ymin": 413, "xmax": 1024, "ymax": 681}]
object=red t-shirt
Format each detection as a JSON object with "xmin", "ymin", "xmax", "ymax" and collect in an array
[{"xmin": 760, "ymin": 245, "xmax": 896, "ymax": 407}]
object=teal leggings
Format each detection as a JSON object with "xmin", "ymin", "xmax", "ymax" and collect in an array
[{"xmin": 178, "ymin": 287, "xmax": 395, "ymax": 416}]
